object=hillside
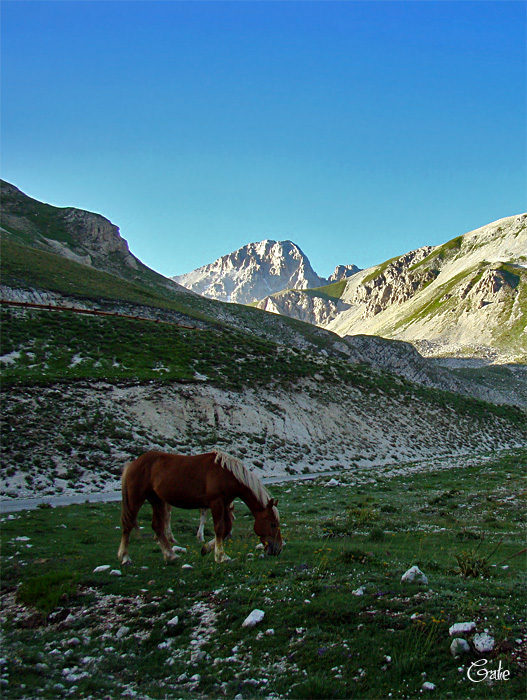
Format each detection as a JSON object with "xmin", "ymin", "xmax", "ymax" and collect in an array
[
  {"xmin": 1, "ymin": 306, "xmax": 525, "ymax": 500},
  {"xmin": 253, "ymin": 215, "xmax": 527, "ymax": 363},
  {"xmin": 328, "ymin": 214, "xmax": 527, "ymax": 360},
  {"xmin": 0, "ymin": 181, "xmax": 347, "ymax": 356}
]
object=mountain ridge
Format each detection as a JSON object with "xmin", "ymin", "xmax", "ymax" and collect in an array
[{"xmin": 172, "ymin": 239, "xmax": 360, "ymax": 304}]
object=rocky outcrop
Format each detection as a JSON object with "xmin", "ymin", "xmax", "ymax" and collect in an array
[
  {"xmin": 257, "ymin": 289, "xmax": 350, "ymax": 326},
  {"xmin": 328, "ymin": 264, "xmax": 361, "ymax": 282},
  {"xmin": 58, "ymin": 207, "xmax": 137, "ymax": 268},
  {"xmin": 348, "ymin": 247, "xmax": 436, "ymax": 318}
]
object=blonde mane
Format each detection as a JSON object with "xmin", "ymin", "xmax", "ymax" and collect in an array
[{"xmin": 213, "ymin": 451, "xmax": 278, "ymax": 518}]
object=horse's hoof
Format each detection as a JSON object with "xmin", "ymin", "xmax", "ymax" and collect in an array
[
  {"xmin": 121, "ymin": 558, "xmax": 132, "ymax": 567},
  {"xmin": 200, "ymin": 545, "xmax": 208, "ymax": 556}
]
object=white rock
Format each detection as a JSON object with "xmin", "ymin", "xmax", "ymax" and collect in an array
[
  {"xmin": 116, "ymin": 626, "xmax": 130, "ymax": 639},
  {"xmin": 167, "ymin": 616, "xmax": 179, "ymax": 627},
  {"xmin": 110, "ymin": 569, "xmax": 121, "ymax": 576},
  {"xmin": 242, "ymin": 609, "xmax": 265, "ymax": 628},
  {"xmin": 422, "ymin": 681, "xmax": 436, "ymax": 691},
  {"xmin": 352, "ymin": 586, "xmax": 366, "ymax": 596},
  {"xmin": 450, "ymin": 638, "xmax": 471, "ymax": 657},
  {"xmin": 401, "ymin": 566, "xmax": 428, "ymax": 584},
  {"xmin": 93, "ymin": 565, "xmax": 111, "ymax": 573},
  {"xmin": 473, "ymin": 632, "xmax": 495, "ymax": 653},
  {"xmin": 172, "ymin": 546, "xmax": 187, "ymax": 554},
  {"xmin": 326, "ymin": 478, "xmax": 340, "ymax": 487},
  {"xmin": 182, "ymin": 564, "xmax": 193, "ymax": 570},
  {"xmin": 190, "ymin": 673, "xmax": 201, "ymax": 683},
  {"xmin": 449, "ymin": 622, "xmax": 476, "ymax": 636}
]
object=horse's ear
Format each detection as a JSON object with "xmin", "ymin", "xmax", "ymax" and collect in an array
[{"xmin": 269, "ymin": 498, "xmax": 278, "ymax": 509}]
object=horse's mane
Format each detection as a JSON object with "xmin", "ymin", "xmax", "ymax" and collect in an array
[{"xmin": 213, "ymin": 451, "xmax": 278, "ymax": 517}]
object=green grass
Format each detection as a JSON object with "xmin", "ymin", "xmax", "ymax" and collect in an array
[
  {"xmin": 1, "ymin": 450, "xmax": 525, "ymax": 699},
  {"xmin": 0, "ymin": 307, "xmax": 326, "ymax": 389}
]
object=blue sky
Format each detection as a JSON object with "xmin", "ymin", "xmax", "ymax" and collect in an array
[{"xmin": 1, "ymin": 1, "xmax": 526, "ymax": 279}]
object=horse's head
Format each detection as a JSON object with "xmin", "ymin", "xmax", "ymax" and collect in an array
[{"xmin": 254, "ymin": 498, "xmax": 283, "ymax": 556}]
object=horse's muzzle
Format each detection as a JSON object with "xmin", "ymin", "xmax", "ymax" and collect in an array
[{"xmin": 266, "ymin": 539, "xmax": 283, "ymax": 556}]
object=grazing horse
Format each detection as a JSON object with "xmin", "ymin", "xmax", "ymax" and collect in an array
[{"xmin": 118, "ymin": 450, "xmax": 282, "ymax": 564}]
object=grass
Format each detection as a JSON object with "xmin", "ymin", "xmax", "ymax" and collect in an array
[
  {"xmin": 0, "ymin": 307, "xmax": 325, "ymax": 389},
  {"xmin": 1, "ymin": 450, "xmax": 526, "ymax": 699}
]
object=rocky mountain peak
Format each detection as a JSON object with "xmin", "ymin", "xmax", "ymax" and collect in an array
[
  {"xmin": 328, "ymin": 264, "xmax": 361, "ymax": 282},
  {"xmin": 172, "ymin": 239, "xmax": 328, "ymax": 304}
]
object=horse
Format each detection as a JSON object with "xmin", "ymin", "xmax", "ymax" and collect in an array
[{"xmin": 118, "ymin": 450, "xmax": 282, "ymax": 564}]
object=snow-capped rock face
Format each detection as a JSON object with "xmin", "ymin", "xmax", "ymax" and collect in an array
[{"xmin": 173, "ymin": 240, "xmax": 328, "ymax": 304}]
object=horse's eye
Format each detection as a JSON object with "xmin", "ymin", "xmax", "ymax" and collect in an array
[{"xmin": 271, "ymin": 523, "xmax": 277, "ymax": 529}]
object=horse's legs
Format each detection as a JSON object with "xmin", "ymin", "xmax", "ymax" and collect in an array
[
  {"xmin": 201, "ymin": 500, "xmax": 233, "ymax": 563},
  {"xmin": 118, "ymin": 530, "xmax": 132, "ymax": 566},
  {"xmin": 165, "ymin": 504, "xmax": 176, "ymax": 544},
  {"xmin": 118, "ymin": 494, "xmax": 145, "ymax": 565},
  {"xmin": 196, "ymin": 508, "xmax": 207, "ymax": 542},
  {"xmin": 148, "ymin": 494, "xmax": 177, "ymax": 562}
]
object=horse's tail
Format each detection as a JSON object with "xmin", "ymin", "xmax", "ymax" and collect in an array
[{"xmin": 121, "ymin": 461, "xmax": 139, "ymax": 533}]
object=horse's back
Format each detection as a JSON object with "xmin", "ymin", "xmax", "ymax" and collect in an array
[{"xmin": 125, "ymin": 451, "xmax": 226, "ymax": 509}]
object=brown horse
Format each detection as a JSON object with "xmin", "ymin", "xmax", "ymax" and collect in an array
[{"xmin": 118, "ymin": 450, "xmax": 282, "ymax": 564}]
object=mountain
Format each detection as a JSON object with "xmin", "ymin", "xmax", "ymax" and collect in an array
[
  {"xmin": 257, "ymin": 215, "xmax": 527, "ymax": 362},
  {"xmin": 0, "ymin": 179, "xmax": 190, "ymax": 298},
  {"xmin": 0, "ymin": 180, "xmax": 350, "ymax": 355},
  {"xmin": 172, "ymin": 240, "xmax": 360, "ymax": 304},
  {"xmin": 328, "ymin": 214, "xmax": 527, "ymax": 361},
  {"xmin": 2, "ymin": 181, "xmax": 526, "ymax": 501},
  {"xmin": 2, "ymin": 181, "xmax": 525, "ymax": 408}
]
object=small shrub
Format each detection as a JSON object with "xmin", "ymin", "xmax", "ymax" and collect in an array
[{"xmin": 368, "ymin": 527, "xmax": 385, "ymax": 542}]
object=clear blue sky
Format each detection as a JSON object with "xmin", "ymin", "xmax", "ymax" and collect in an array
[{"xmin": 1, "ymin": 1, "xmax": 526, "ymax": 279}]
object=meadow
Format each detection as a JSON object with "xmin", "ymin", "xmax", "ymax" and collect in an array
[{"xmin": 1, "ymin": 449, "xmax": 526, "ymax": 700}]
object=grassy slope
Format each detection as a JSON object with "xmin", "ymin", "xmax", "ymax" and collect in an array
[
  {"xmin": 1, "ymin": 450, "xmax": 525, "ymax": 699},
  {"xmin": 0, "ymin": 235, "xmax": 339, "ymax": 352}
]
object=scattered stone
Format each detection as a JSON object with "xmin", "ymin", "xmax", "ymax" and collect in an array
[
  {"xmin": 450, "ymin": 638, "xmax": 471, "ymax": 658},
  {"xmin": 116, "ymin": 626, "xmax": 130, "ymax": 639},
  {"xmin": 189, "ymin": 673, "xmax": 201, "ymax": 683},
  {"xmin": 473, "ymin": 632, "xmax": 495, "ymax": 653},
  {"xmin": 110, "ymin": 569, "xmax": 122, "ymax": 576},
  {"xmin": 449, "ymin": 622, "xmax": 476, "ymax": 636},
  {"xmin": 326, "ymin": 478, "xmax": 340, "ymax": 487},
  {"xmin": 242, "ymin": 609, "xmax": 265, "ymax": 628},
  {"xmin": 422, "ymin": 681, "xmax": 436, "ymax": 691},
  {"xmin": 401, "ymin": 566, "xmax": 428, "ymax": 584},
  {"xmin": 93, "ymin": 565, "xmax": 111, "ymax": 573},
  {"xmin": 172, "ymin": 546, "xmax": 187, "ymax": 553},
  {"xmin": 352, "ymin": 586, "xmax": 366, "ymax": 596},
  {"xmin": 167, "ymin": 615, "xmax": 179, "ymax": 627},
  {"xmin": 182, "ymin": 564, "xmax": 193, "ymax": 570}
]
